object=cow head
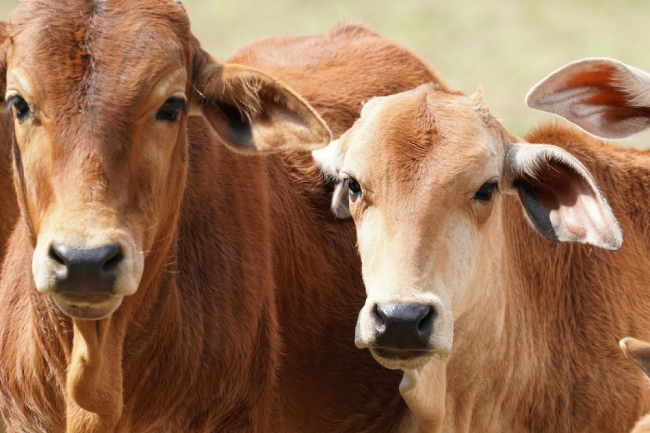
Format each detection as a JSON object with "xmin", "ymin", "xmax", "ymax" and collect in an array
[
  {"xmin": 313, "ymin": 83, "xmax": 621, "ymax": 371},
  {"xmin": 526, "ymin": 57, "xmax": 650, "ymax": 139},
  {"xmin": 0, "ymin": 0, "xmax": 329, "ymax": 322}
]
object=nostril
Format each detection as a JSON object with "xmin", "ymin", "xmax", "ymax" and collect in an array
[
  {"xmin": 417, "ymin": 307, "xmax": 436, "ymax": 335},
  {"xmin": 49, "ymin": 245, "xmax": 66, "ymax": 265},
  {"xmin": 103, "ymin": 247, "xmax": 122, "ymax": 270},
  {"xmin": 372, "ymin": 304, "xmax": 386, "ymax": 333}
]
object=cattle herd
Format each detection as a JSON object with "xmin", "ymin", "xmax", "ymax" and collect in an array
[{"xmin": 1, "ymin": 1, "xmax": 650, "ymax": 432}]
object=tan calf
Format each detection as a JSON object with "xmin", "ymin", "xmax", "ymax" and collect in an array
[{"xmin": 313, "ymin": 83, "xmax": 650, "ymax": 431}]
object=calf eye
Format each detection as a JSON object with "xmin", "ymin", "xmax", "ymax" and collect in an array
[
  {"xmin": 474, "ymin": 182, "xmax": 498, "ymax": 202},
  {"xmin": 345, "ymin": 177, "xmax": 362, "ymax": 201},
  {"xmin": 6, "ymin": 96, "xmax": 33, "ymax": 120},
  {"xmin": 156, "ymin": 97, "xmax": 186, "ymax": 122}
]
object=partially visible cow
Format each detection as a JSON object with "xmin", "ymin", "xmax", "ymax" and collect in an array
[
  {"xmin": 621, "ymin": 338, "xmax": 650, "ymax": 433},
  {"xmin": 0, "ymin": 1, "xmax": 445, "ymax": 432},
  {"xmin": 313, "ymin": 82, "xmax": 650, "ymax": 431}
]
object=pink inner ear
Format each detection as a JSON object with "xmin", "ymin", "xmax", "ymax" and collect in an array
[
  {"xmin": 521, "ymin": 160, "xmax": 604, "ymax": 241},
  {"xmin": 566, "ymin": 68, "xmax": 650, "ymax": 123}
]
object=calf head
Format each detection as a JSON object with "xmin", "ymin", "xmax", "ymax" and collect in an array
[
  {"xmin": 314, "ymin": 83, "xmax": 622, "ymax": 371},
  {"xmin": 526, "ymin": 57, "xmax": 650, "ymax": 139},
  {"xmin": 1, "ymin": 0, "xmax": 329, "ymax": 322}
]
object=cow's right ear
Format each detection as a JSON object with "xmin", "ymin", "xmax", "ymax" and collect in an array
[
  {"xmin": 526, "ymin": 58, "xmax": 650, "ymax": 139},
  {"xmin": 504, "ymin": 143, "xmax": 622, "ymax": 251},
  {"xmin": 620, "ymin": 337, "xmax": 650, "ymax": 378},
  {"xmin": 190, "ymin": 45, "xmax": 331, "ymax": 155}
]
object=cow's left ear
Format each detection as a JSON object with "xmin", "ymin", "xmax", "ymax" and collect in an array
[
  {"xmin": 526, "ymin": 58, "xmax": 650, "ymax": 139},
  {"xmin": 191, "ymin": 50, "xmax": 331, "ymax": 154},
  {"xmin": 504, "ymin": 143, "xmax": 622, "ymax": 251},
  {"xmin": 620, "ymin": 337, "xmax": 650, "ymax": 378}
]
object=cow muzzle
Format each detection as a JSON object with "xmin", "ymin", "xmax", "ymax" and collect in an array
[
  {"xmin": 355, "ymin": 296, "xmax": 453, "ymax": 370},
  {"xmin": 33, "ymin": 234, "xmax": 144, "ymax": 320}
]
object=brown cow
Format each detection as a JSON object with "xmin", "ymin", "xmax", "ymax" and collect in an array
[
  {"xmin": 0, "ymin": 1, "xmax": 442, "ymax": 432},
  {"xmin": 313, "ymin": 83, "xmax": 650, "ymax": 431}
]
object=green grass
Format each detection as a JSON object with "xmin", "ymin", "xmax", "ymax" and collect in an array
[{"xmin": 3, "ymin": 0, "xmax": 650, "ymax": 147}]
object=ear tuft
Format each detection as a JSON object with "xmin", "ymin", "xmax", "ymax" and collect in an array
[{"xmin": 507, "ymin": 143, "xmax": 623, "ymax": 251}]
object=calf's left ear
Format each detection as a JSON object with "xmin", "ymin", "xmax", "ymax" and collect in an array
[
  {"xmin": 526, "ymin": 58, "xmax": 650, "ymax": 139},
  {"xmin": 192, "ymin": 57, "xmax": 332, "ymax": 154},
  {"xmin": 505, "ymin": 143, "xmax": 622, "ymax": 251}
]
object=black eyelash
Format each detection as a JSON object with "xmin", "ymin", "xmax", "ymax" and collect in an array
[
  {"xmin": 345, "ymin": 177, "xmax": 362, "ymax": 201},
  {"xmin": 155, "ymin": 97, "xmax": 186, "ymax": 122},
  {"xmin": 6, "ymin": 96, "xmax": 32, "ymax": 120},
  {"xmin": 474, "ymin": 182, "xmax": 498, "ymax": 201}
]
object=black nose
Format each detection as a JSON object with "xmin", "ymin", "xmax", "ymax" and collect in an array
[
  {"xmin": 373, "ymin": 303, "xmax": 435, "ymax": 350},
  {"xmin": 50, "ymin": 244, "xmax": 122, "ymax": 295}
]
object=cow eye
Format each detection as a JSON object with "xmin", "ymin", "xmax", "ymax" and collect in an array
[
  {"xmin": 156, "ymin": 97, "xmax": 186, "ymax": 122},
  {"xmin": 474, "ymin": 181, "xmax": 498, "ymax": 202},
  {"xmin": 345, "ymin": 177, "xmax": 362, "ymax": 201},
  {"xmin": 6, "ymin": 96, "xmax": 33, "ymax": 120}
]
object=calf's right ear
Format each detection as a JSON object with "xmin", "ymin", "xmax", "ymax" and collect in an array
[
  {"xmin": 526, "ymin": 58, "xmax": 650, "ymax": 139},
  {"xmin": 620, "ymin": 337, "xmax": 650, "ymax": 378},
  {"xmin": 504, "ymin": 143, "xmax": 622, "ymax": 251}
]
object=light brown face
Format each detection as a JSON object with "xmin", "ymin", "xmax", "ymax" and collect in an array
[
  {"xmin": 314, "ymin": 83, "xmax": 622, "ymax": 370},
  {"xmin": 3, "ymin": 0, "xmax": 192, "ymax": 319}
]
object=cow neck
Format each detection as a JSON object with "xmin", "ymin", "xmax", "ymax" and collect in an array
[
  {"xmin": 266, "ymin": 152, "xmax": 406, "ymax": 432},
  {"xmin": 63, "ymin": 213, "xmax": 183, "ymax": 433}
]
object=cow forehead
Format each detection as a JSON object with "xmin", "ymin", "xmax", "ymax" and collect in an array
[
  {"xmin": 7, "ymin": 0, "xmax": 190, "ymax": 112},
  {"xmin": 345, "ymin": 85, "xmax": 500, "ymax": 190}
]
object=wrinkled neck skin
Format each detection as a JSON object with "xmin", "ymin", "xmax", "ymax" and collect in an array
[
  {"xmin": 64, "ymin": 225, "xmax": 178, "ymax": 432},
  {"xmin": 66, "ymin": 318, "xmax": 124, "ymax": 432}
]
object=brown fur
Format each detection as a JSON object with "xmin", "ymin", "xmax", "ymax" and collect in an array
[
  {"xmin": 0, "ymin": 1, "xmax": 442, "ymax": 432},
  {"xmin": 227, "ymin": 24, "xmax": 444, "ymax": 433}
]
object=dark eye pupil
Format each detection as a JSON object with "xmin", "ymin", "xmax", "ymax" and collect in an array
[
  {"xmin": 7, "ymin": 96, "xmax": 32, "ymax": 119},
  {"xmin": 347, "ymin": 178, "xmax": 361, "ymax": 194},
  {"xmin": 474, "ymin": 182, "xmax": 497, "ymax": 201},
  {"xmin": 156, "ymin": 98, "xmax": 186, "ymax": 122}
]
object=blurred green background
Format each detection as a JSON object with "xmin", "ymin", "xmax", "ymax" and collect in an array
[{"xmin": 3, "ymin": 0, "xmax": 650, "ymax": 147}]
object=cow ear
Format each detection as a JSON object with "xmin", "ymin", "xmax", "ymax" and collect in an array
[
  {"xmin": 191, "ymin": 52, "xmax": 331, "ymax": 154},
  {"xmin": 504, "ymin": 143, "xmax": 622, "ymax": 250},
  {"xmin": 620, "ymin": 338, "xmax": 650, "ymax": 378},
  {"xmin": 526, "ymin": 58, "xmax": 650, "ymax": 139},
  {"xmin": 312, "ymin": 138, "xmax": 352, "ymax": 219}
]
